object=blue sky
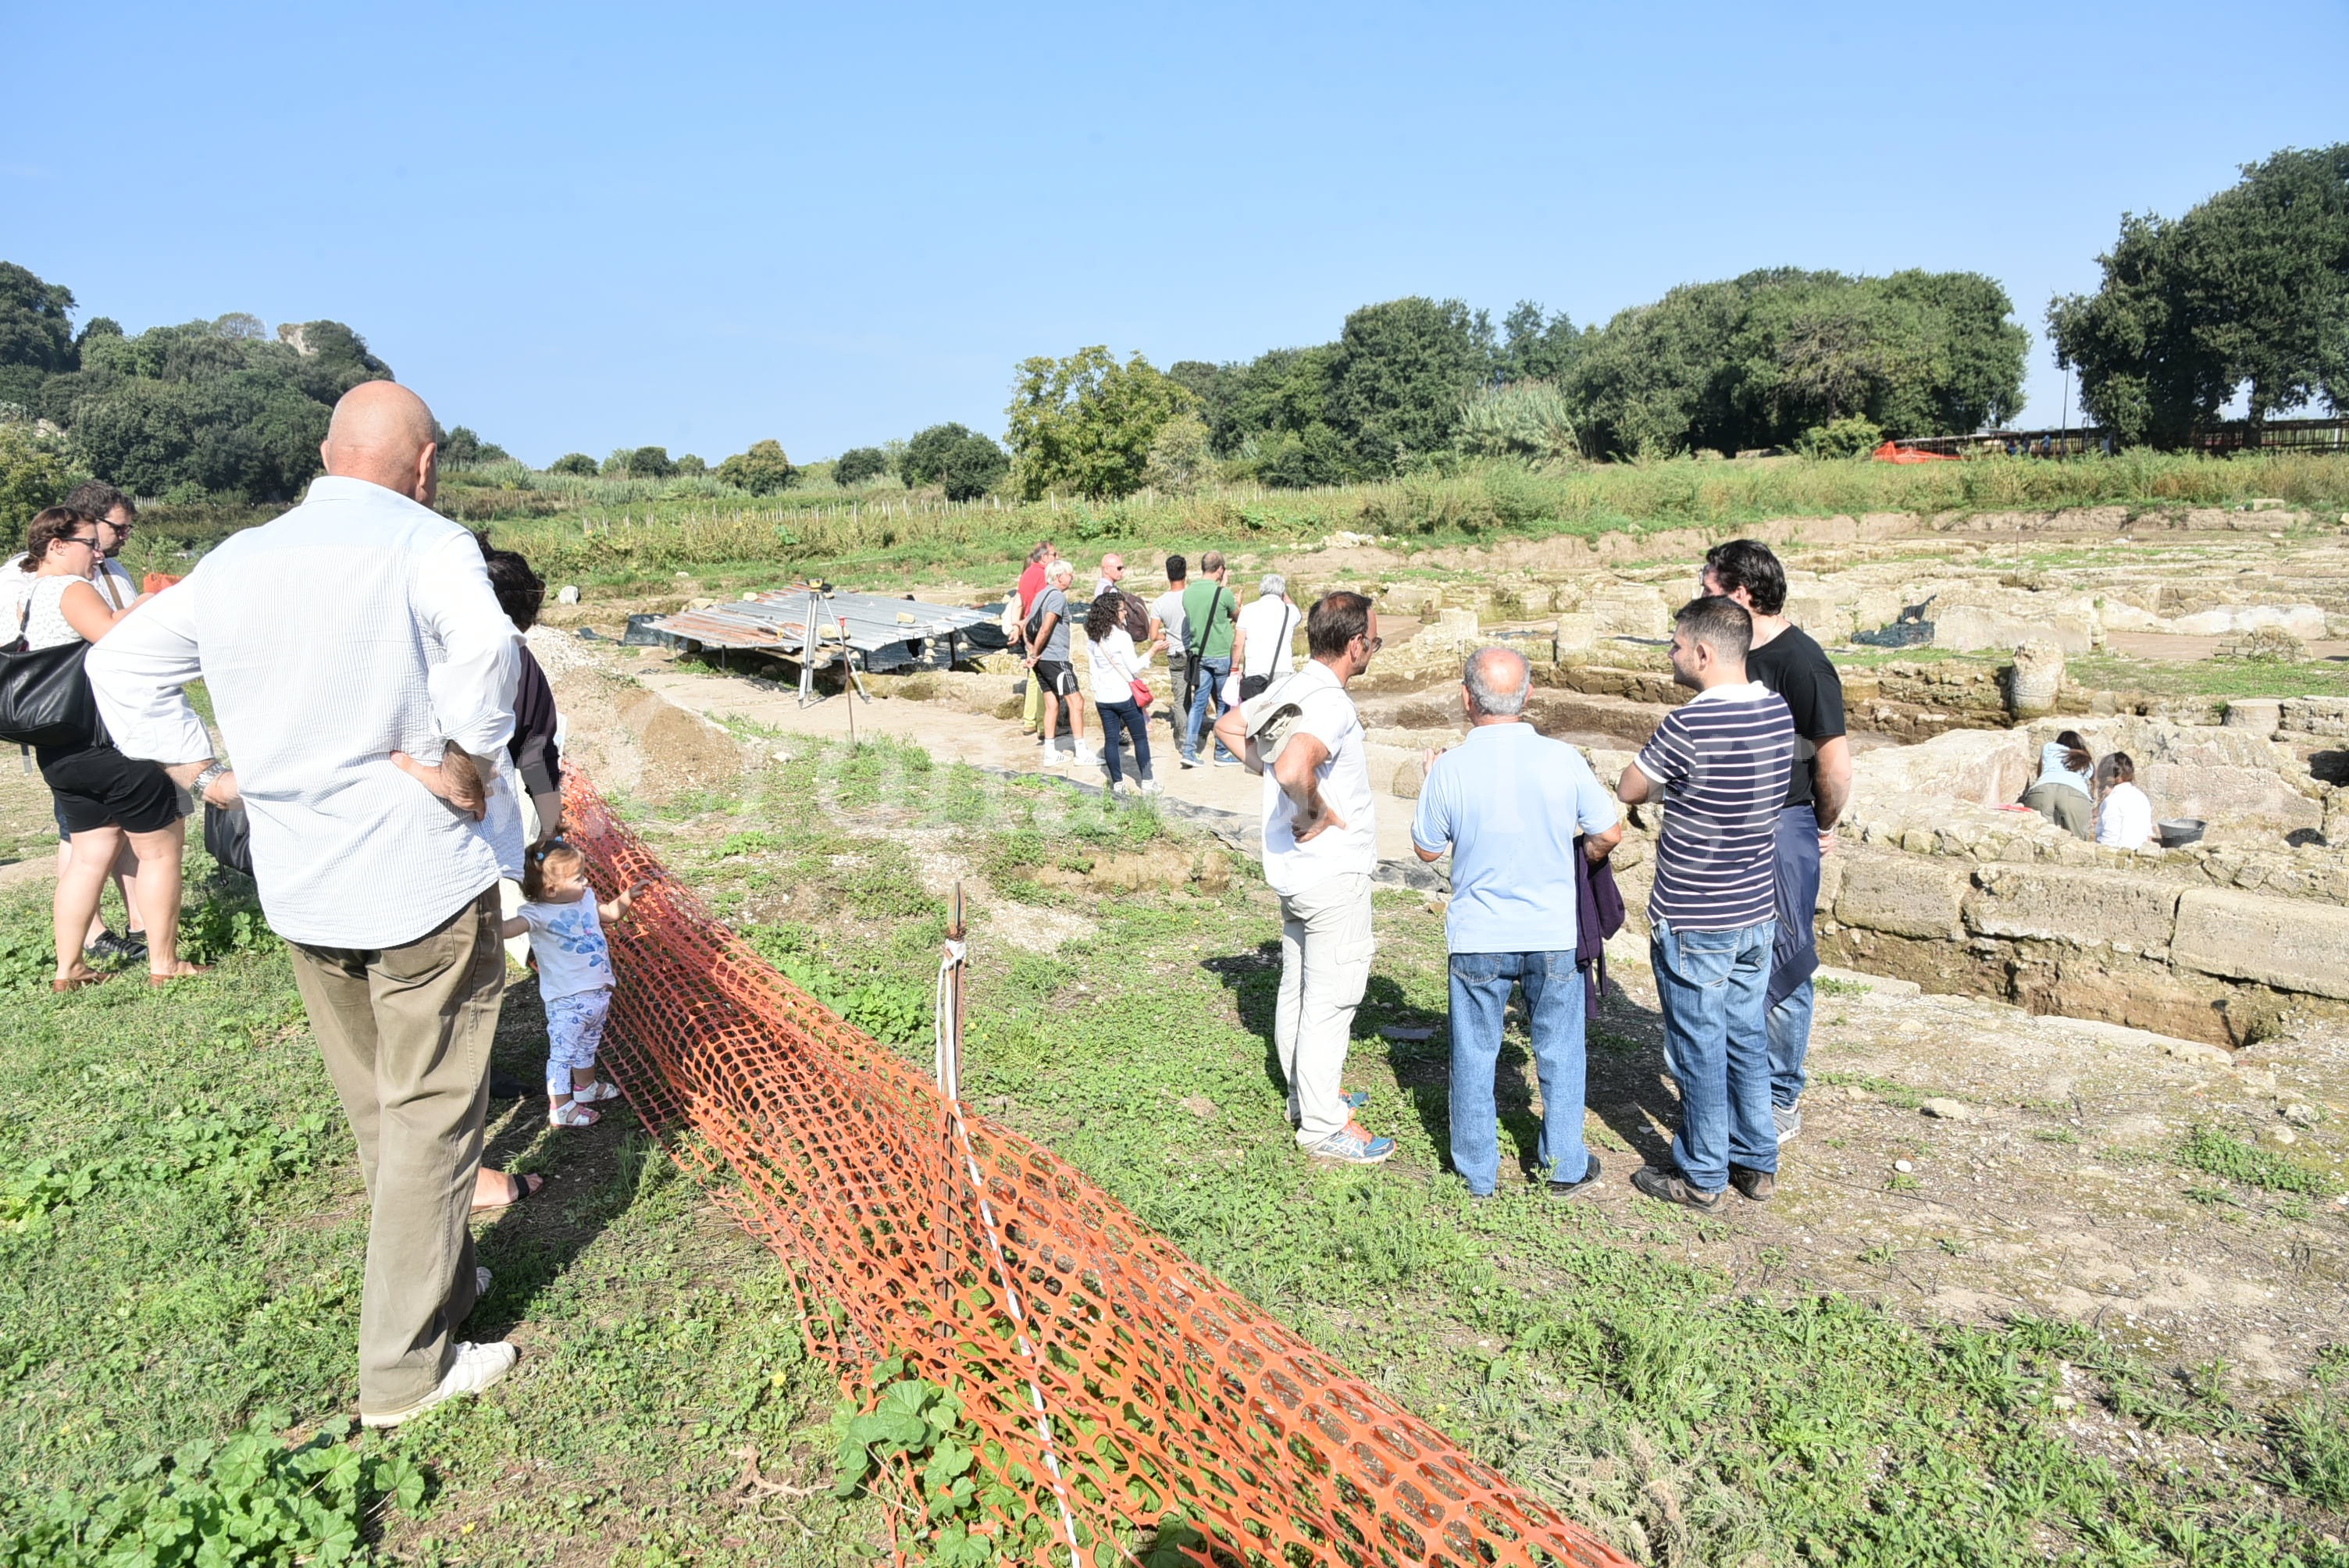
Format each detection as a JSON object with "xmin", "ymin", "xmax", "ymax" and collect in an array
[{"xmin": 8, "ymin": 2, "xmax": 2345, "ymax": 465}]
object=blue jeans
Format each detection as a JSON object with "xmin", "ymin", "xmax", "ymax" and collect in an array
[
  {"xmin": 1448, "ymin": 949, "xmax": 1587, "ymax": 1196},
  {"xmin": 1768, "ymin": 805, "xmax": 1823, "ymax": 1110},
  {"xmin": 1768, "ymin": 983, "xmax": 1814, "ymax": 1112},
  {"xmin": 1185, "ymin": 656, "xmax": 1232, "ymax": 761},
  {"xmin": 1649, "ymin": 917, "xmax": 1777, "ymax": 1192},
  {"xmin": 1095, "ymin": 699, "xmax": 1151, "ymax": 786}
]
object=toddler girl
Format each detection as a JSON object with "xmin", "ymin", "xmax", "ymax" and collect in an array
[{"xmin": 501, "ymin": 840, "xmax": 643, "ymax": 1128}]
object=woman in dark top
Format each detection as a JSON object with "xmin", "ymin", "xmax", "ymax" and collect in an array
[
  {"xmin": 12, "ymin": 507, "xmax": 202, "ymax": 989},
  {"xmin": 477, "ymin": 540, "xmax": 561, "ymax": 840}
]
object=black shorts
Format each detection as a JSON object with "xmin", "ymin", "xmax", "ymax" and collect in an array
[
  {"xmin": 37, "ymin": 743, "xmax": 187, "ymax": 836},
  {"xmin": 1035, "ymin": 660, "xmax": 1079, "ymax": 699}
]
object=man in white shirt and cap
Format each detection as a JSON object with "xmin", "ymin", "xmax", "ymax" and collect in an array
[
  {"xmin": 90, "ymin": 380, "xmax": 526, "ymax": 1428},
  {"xmin": 1215, "ymin": 591, "xmax": 1393, "ymax": 1164}
]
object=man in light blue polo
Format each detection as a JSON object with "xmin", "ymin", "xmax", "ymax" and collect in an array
[{"xmin": 1413, "ymin": 647, "xmax": 1623, "ymax": 1198}]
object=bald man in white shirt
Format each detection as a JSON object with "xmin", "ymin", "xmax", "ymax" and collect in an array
[{"xmin": 90, "ymin": 380, "xmax": 525, "ymax": 1427}]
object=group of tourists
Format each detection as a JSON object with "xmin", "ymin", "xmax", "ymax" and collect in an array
[
  {"xmin": 1003, "ymin": 543, "xmax": 1300, "ymax": 786},
  {"xmin": 13, "ymin": 374, "xmax": 1905, "ymax": 1425},
  {"xmin": 2022, "ymin": 730, "xmax": 2159, "ymax": 847},
  {"xmin": 1212, "ymin": 539, "xmax": 1847, "ymax": 1217},
  {"xmin": 6, "ymin": 381, "xmax": 648, "ymax": 1427}
]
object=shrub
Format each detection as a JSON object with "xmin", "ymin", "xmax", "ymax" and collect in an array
[
  {"xmin": 1798, "ymin": 415, "xmax": 1886, "ymax": 458},
  {"xmin": 833, "ymin": 446, "xmax": 889, "ymax": 486},
  {"xmin": 0, "ymin": 415, "xmax": 73, "ymax": 532},
  {"xmin": 626, "ymin": 445, "xmax": 676, "ymax": 479},
  {"xmin": 936, "ymin": 434, "xmax": 1007, "ymax": 501},
  {"xmin": 717, "ymin": 438, "xmax": 798, "ymax": 495},
  {"xmin": 674, "ymin": 453, "xmax": 707, "ymax": 476},
  {"xmin": 548, "ymin": 451, "xmax": 598, "ymax": 476}
]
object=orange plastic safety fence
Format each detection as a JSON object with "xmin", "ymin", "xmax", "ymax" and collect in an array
[{"xmin": 565, "ymin": 768, "xmax": 1633, "ymax": 1568}]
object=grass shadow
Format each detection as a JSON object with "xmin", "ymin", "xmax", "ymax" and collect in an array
[{"xmin": 465, "ymin": 971, "xmax": 651, "ymax": 1339}]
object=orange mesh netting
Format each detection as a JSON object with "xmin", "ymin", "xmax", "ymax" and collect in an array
[{"xmin": 565, "ymin": 768, "xmax": 1633, "ymax": 1568}]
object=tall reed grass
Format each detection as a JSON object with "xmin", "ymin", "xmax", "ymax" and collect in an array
[{"xmin": 127, "ymin": 451, "xmax": 2349, "ymax": 585}]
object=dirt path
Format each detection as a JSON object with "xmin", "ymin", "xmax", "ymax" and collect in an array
[{"xmin": 613, "ymin": 648, "xmax": 1436, "ymax": 868}]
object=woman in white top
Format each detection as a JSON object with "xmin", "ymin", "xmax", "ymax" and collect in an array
[
  {"xmin": 10, "ymin": 507, "xmax": 200, "ymax": 990},
  {"xmin": 2093, "ymin": 750, "xmax": 2155, "ymax": 849},
  {"xmin": 1083, "ymin": 593, "xmax": 1160, "ymax": 796},
  {"xmin": 1231, "ymin": 574, "xmax": 1300, "ymax": 700}
]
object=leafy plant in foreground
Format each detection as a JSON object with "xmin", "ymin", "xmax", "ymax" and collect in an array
[{"xmin": 0, "ymin": 1413, "xmax": 424, "ymax": 1567}]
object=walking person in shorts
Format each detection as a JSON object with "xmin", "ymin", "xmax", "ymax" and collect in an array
[
  {"xmin": 1023, "ymin": 558, "xmax": 1095, "ymax": 768},
  {"xmin": 1614, "ymin": 597, "xmax": 1795, "ymax": 1212}
]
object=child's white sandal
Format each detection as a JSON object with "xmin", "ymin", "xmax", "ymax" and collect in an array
[
  {"xmin": 571, "ymin": 1080, "xmax": 621, "ymax": 1105},
  {"xmin": 548, "ymin": 1099, "xmax": 601, "ymax": 1128}
]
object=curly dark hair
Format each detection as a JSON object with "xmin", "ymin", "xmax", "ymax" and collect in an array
[
  {"xmin": 1084, "ymin": 591, "xmax": 1125, "ymax": 641},
  {"xmin": 19, "ymin": 507, "xmax": 102, "ymax": 570}
]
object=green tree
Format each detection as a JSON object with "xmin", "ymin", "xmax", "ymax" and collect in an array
[
  {"xmin": 2051, "ymin": 144, "xmax": 2349, "ymax": 446},
  {"xmin": 548, "ymin": 451, "xmax": 599, "ymax": 476},
  {"xmin": 628, "ymin": 446, "xmax": 676, "ymax": 478},
  {"xmin": 1325, "ymin": 297, "xmax": 1495, "ymax": 473},
  {"xmin": 440, "ymin": 425, "xmax": 488, "ymax": 465},
  {"xmin": 0, "ymin": 417, "xmax": 74, "ymax": 532},
  {"xmin": 1003, "ymin": 347, "xmax": 1196, "ymax": 500},
  {"xmin": 716, "ymin": 438, "xmax": 797, "ymax": 494},
  {"xmin": 936, "ymin": 433, "xmax": 1007, "ymax": 501},
  {"xmin": 832, "ymin": 446, "xmax": 889, "ymax": 486},
  {"xmin": 901, "ymin": 422, "xmax": 978, "ymax": 488},
  {"xmin": 1569, "ymin": 269, "xmax": 2024, "ymax": 457},
  {"xmin": 1139, "ymin": 412, "xmax": 1213, "ymax": 493},
  {"xmin": 1500, "ymin": 301, "xmax": 1583, "ymax": 384},
  {"xmin": 0, "ymin": 261, "xmax": 78, "ymax": 411},
  {"xmin": 674, "ymin": 453, "xmax": 706, "ymax": 476}
]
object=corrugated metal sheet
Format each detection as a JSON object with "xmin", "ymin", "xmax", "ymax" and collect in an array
[{"xmin": 645, "ymin": 587, "xmax": 1000, "ymax": 671}]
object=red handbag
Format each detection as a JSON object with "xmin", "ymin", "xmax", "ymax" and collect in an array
[{"xmin": 1128, "ymin": 677, "xmax": 1155, "ymax": 708}]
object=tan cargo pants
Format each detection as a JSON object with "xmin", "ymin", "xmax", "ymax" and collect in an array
[{"xmin": 287, "ymin": 886, "xmax": 505, "ymax": 1416}]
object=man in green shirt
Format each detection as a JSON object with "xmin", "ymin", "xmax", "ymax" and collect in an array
[{"xmin": 1180, "ymin": 551, "xmax": 1239, "ymax": 766}]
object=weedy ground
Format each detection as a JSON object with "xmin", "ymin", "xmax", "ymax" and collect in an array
[{"xmin": 2, "ymin": 737, "xmax": 2346, "ymax": 1566}]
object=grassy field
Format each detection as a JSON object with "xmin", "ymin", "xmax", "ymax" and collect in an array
[
  {"xmin": 5, "ymin": 736, "xmax": 2346, "ymax": 1566},
  {"xmin": 116, "ymin": 451, "xmax": 2349, "ymax": 596}
]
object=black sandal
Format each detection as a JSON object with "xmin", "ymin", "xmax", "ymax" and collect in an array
[{"xmin": 470, "ymin": 1170, "xmax": 544, "ymax": 1214}]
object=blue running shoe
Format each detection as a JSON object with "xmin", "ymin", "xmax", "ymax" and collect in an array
[{"xmin": 1309, "ymin": 1121, "xmax": 1395, "ymax": 1164}]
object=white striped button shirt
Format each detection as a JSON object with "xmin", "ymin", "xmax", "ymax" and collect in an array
[{"xmin": 87, "ymin": 476, "xmax": 520, "ymax": 949}]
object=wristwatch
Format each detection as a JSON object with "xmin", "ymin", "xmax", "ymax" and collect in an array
[{"xmin": 193, "ymin": 761, "xmax": 230, "ymax": 800}]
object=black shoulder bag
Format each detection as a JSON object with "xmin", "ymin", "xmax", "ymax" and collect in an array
[
  {"xmin": 0, "ymin": 591, "xmax": 105, "ymax": 750},
  {"xmin": 1185, "ymin": 584, "xmax": 1227, "ymax": 693}
]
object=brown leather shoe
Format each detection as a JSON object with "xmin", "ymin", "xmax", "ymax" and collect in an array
[
  {"xmin": 1729, "ymin": 1165, "xmax": 1775, "ymax": 1202},
  {"xmin": 52, "ymin": 970, "xmax": 109, "ymax": 994}
]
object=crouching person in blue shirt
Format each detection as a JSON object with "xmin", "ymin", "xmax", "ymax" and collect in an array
[{"xmin": 1413, "ymin": 647, "xmax": 1624, "ymax": 1199}]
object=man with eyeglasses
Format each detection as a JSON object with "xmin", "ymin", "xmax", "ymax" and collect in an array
[{"xmin": 64, "ymin": 481, "xmax": 141, "ymax": 612}]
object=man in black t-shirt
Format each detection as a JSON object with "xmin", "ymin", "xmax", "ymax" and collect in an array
[{"xmin": 1701, "ymin": 540, "xmax": 1852, "ymax": 1146}]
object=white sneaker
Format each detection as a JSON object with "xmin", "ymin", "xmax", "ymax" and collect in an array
[
  {"xmin": 1140, "ymin": 779, "xmax": 1164, "ymax": 797},
  {"xmin": 476, "ymin": 1266, "xmax": 492, "ymax": 1297},
  {"xmin": 1072, "ymin": 747, "xmax": 1101, "ymax": 768},
  {"xmin": 1038, "ymin": 747, "xmax": 1063, "ymax": 768},
  {"xmin": 361, "ymin": 1341, "xmax": 519, "ymax": 1427}
]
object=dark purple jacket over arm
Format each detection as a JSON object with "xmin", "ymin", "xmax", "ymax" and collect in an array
[{"xmin": 509, "ymin": 646, "xmax": 561, "ymax": 799}]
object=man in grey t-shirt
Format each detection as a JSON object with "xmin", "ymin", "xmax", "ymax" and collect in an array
[
  {"xmin": 1023, "ymin": 558, "xmax": 1094, "ymax": 767},
  {"xmin": 1149, "ymin": 554, "xmax": 1189, "ymax": 741}
]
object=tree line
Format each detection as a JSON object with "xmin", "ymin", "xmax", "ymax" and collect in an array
[{"xmin": 2, "ymin": 141, "xmax": 2338, "ymax": 514}]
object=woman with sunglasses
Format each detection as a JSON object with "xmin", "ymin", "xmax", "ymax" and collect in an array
[{"xmin": 10, "ymin": 506, "xmax": 201, "ymax": 991}]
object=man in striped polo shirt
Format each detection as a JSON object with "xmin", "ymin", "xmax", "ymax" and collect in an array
[{"xmin": 1616, "ymin": 597, "xmax": 1795, "ymax": 1213}]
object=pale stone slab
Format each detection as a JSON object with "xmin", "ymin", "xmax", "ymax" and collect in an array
[
  {"xmin": 2172, "ymin": 887, "xmax": 2349, "ymax": 1001},
  {"xmin": 1834, "ymin": 853, "xmax": 1969, "ymax": 940},
  {"xmin": 1964, "ymin": 864, "xmax": 2183, "ymax": 952}
]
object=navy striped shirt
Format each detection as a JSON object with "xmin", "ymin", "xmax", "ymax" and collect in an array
[{"xmin": 1634, "ymin": 683, "xmax": 1796, "ymax": 932}]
